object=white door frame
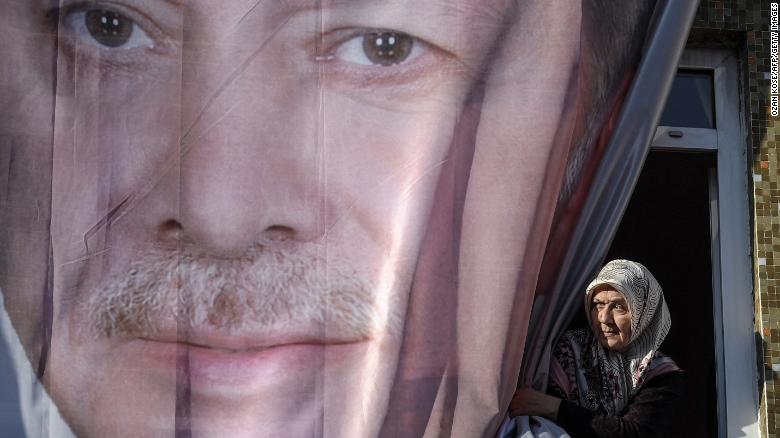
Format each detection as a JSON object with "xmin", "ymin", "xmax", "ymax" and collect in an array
[{"xmin": 651, "ymin": 48, "xmax": 758, "ymax": 438}]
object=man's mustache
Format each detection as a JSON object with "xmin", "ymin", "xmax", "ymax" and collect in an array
[{"xmin": 79, "ymin": 243, "xmax": 402, "ymax": 342}]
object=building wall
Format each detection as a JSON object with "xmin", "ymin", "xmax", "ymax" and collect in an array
[{"xmin": 691, "ymin": 0, "xmax": 777, "ymax": 436}]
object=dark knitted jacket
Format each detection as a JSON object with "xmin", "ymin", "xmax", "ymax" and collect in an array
[{"xmin": 554, "ymin": 370, "xmax": 685, "ymax": 438}]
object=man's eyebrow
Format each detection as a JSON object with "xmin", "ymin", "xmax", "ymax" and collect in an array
[{"xmin": 291, "ymin": 0, "xmax": 508, "ymax": 20}]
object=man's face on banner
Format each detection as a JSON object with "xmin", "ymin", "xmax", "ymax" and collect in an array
[{"xmin": 0, "ymin": 0, "xmax": 581, "ymax": 437}]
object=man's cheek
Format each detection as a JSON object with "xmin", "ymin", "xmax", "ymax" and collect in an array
[
  {"xmin": 320, "ymin": 93, "xmax": 456, "ymax": 239},
  {"xmin": 52, "ymin": 71, "xmax": 180, "ymax": 208},
  {"xmin": 0, "ymin": 200, "xmax": 50, "ymax": 367},
  {"xmin": 321, "ymin": 89, "xmax": 460, "ymax": 182},
  {"xmin": 104, "ymin": 82, "xmax": 185, "ymax": 198},
  {"xmin": 0, "ymin": 18, "xmax": 58, "ymax": 365}
]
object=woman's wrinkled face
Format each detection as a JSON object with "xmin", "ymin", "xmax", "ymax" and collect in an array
[{"xmin": 590, "ymin": 287, "xmax": 632, "ymax": 352}]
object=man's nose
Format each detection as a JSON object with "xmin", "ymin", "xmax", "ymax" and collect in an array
[
  {"xmin": 172, "ymin": 145, "xmax": 325, "ymax": 255},
  {"xmin": 158, "ymin": 27, "xmax": 326, "ymax": 255}
]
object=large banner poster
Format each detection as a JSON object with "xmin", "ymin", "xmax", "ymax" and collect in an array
[{"xmin": 0, "ymin": 1, "xmax": 697, "ymax": 437}]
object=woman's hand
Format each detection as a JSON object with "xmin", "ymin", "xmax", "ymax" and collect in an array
[{"xmin": 509, "ymin": 388, "xmax": 562, "ymax": 420}]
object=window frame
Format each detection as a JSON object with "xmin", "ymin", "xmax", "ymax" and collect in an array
[{"xmin": 651, "ymin": 48, "xmax": 757, "ymax": 438}]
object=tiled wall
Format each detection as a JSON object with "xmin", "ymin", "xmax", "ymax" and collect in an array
[{"xmin": 691, "ymin": 0, "xmax": 776, "ymax": 436}]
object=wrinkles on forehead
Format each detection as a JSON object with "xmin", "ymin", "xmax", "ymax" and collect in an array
[{"xmin": 588, "ymin": 284, "xmax": 631, "ymax": 314}]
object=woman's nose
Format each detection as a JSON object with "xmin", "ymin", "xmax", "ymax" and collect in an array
[{"xmin": 598, "ymin": 309, "xmax": 613, "ymax": 324}]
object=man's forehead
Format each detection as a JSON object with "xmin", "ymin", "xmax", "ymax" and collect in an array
[
  {"xmin": 259, "ymin": 0, "xmax": 515, "ymax": 28},
  {"xmin": 35, "ymin": 0, "xmax": 512, "ymax": 17},
  {"xmin": 169, "ymin": 0, "xmax": 512, "ymax": 15},
  {"xmin": 298, "ymin": 0, "xmax": 512, "ymax": 13}
]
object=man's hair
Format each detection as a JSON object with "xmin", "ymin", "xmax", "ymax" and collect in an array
[{"xmin": 561, "ymin": 0, "xmax": 657, "ymax": 201}]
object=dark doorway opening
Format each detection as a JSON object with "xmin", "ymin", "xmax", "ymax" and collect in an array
[
  {"xmin": 566, "ymin": 150, "xmax": 719, "ymax": 436},
  {"xmin": 610, "ymin": 150, "xmax": 719, "ymax": 437}
]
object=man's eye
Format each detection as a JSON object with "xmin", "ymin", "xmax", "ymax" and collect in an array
[
  {"xmin": 334, "ymin": 31, "xmax": 420, "ymax": 66},
  {"xmin": 64, "ymin": 9, "xmax": 154, "ymax": 49}
]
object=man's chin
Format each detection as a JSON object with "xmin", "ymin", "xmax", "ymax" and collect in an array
[{"xmin": 47, "ymin": 335, "xmax": 401, "ymax": 438}]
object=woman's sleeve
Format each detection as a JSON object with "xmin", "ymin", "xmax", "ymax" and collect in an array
[{"xmin": 554, "ymin": 371, "xmax": 686, "ymax": 438}]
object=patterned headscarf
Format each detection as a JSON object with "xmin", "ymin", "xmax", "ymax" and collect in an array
[{"xmin": 550, "ymin": 260, "xmax": 677, "ymax": 415}]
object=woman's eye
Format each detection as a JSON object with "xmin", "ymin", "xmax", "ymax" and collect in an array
[
  {"xmin": 333, "ymin": 30, "xmax": 420, "ymax": 66},
  {"xmin": 64, "ymin": 9, "xmax": 154, "ymax": 49}
]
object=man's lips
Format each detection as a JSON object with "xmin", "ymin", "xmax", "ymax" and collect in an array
[
  {"xmin": 117, "ymin": 327, "xmax": 371, "ymax": 394},
  {"xmin": 136, "ymin": 327, "xmax": 370, "ymax": 352}
]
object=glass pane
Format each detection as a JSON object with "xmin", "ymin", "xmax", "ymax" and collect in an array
[{"xmin": 659, "ymin": 70, "xmax": 715, "ymax": 128}]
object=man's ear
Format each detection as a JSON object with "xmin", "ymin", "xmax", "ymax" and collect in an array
[{"xmin": 535, "ymin": 72, "xmax": 635, "ymax": 297}]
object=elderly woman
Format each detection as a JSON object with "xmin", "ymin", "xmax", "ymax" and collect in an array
[{"xmin": 510, "ymin": 260, "xmax": 684, "ymax": 437}]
